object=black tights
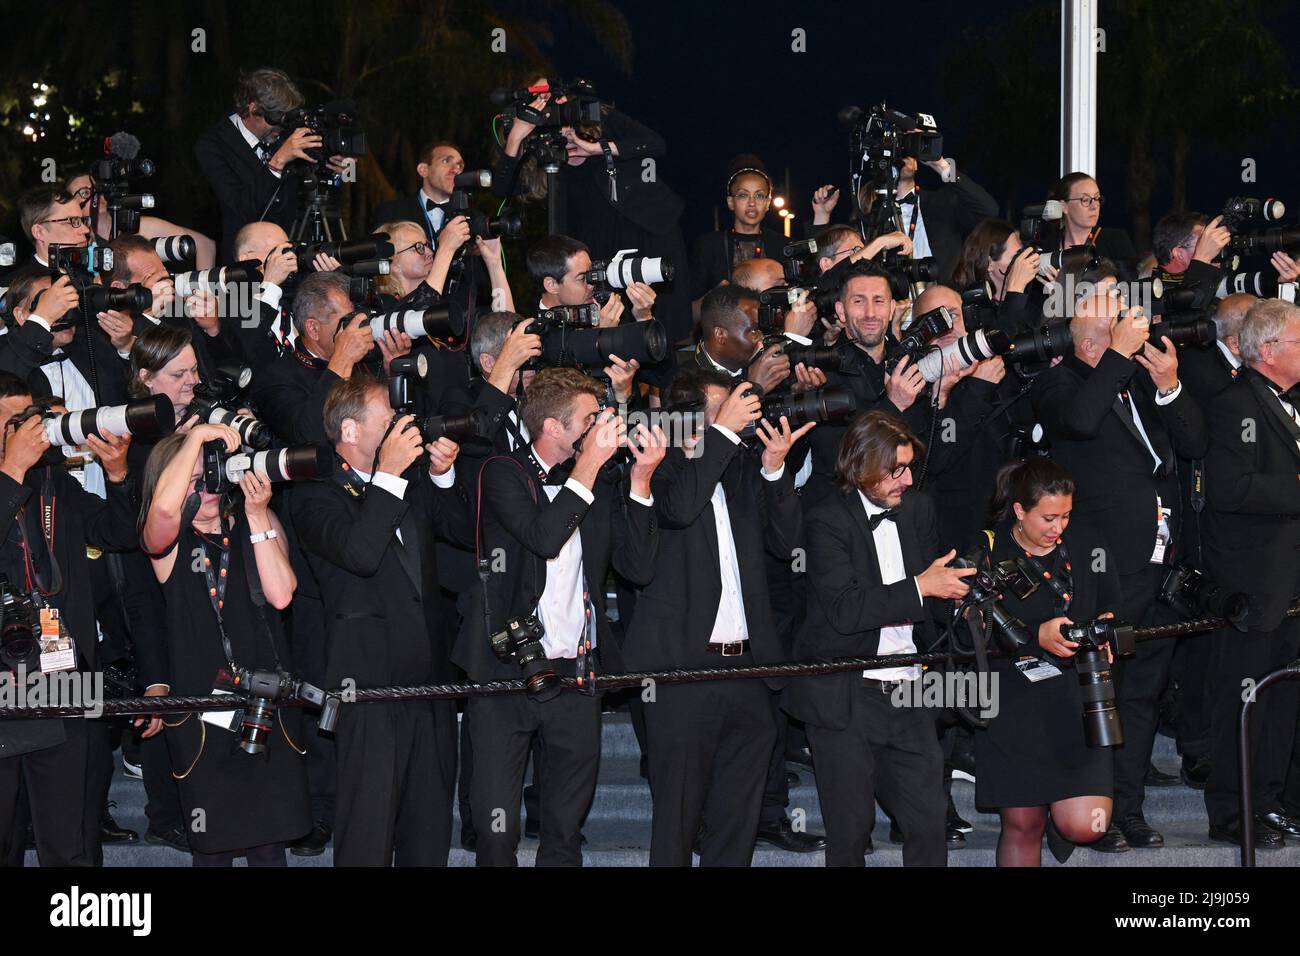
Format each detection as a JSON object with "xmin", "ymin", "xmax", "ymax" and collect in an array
[
  {"xmin": 191, "ymin": 842, "xmax": 287, "ymax": 868},
  {"xmin": 997, "ymin": 796, "xmax": 1111, "ymax": 867}
]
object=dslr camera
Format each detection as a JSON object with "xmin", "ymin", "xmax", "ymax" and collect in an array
[
  {"xmin": 1159, "ymin": 564, "xmax": 1248, "ymax": 632},
  {"xmin": 525, "ymin": 307, "xmax": 668, "ymax": 370},
  {"xmin": 584, "ymin": 249, "xmax": 675, "ymax": 303},
  {"xmin": 884, "ymin": 305, "xmax": 954, "ymax": 372},
  {"xmin": 188, "ymin": 364, "xmax": 272, "ymax": 451},
  {"xmin": 1222, "ymin": 196, "xmax": 1300, "ymax": 258},
  {"xmin": 387, "ymin": 354, "xmax": 491, "ymax": 446},
  {"xmin": 213, "ymin": 663, "xmax": 337, "ymax": 756},
  {"xmin": 947, "ymin": 547, "xmax": 1038, "ymax": 653},
  {"xmin": 1060, "ymin": 617, "xmax": 1136, "ymax": 749},
  {"xmin": 0, "ymin": 576, "xmax": 40, "ymax": 674},
  {"xmin": 737, "ymin": 385, "xmax": 855, "ymax": 442},
  {"xmin": 489, "ymin": 614, "xmax": 562, "ymax": 702},
  {"xmin": 199, "ymin": 442, "xmax": 330, "ymax": 495}
]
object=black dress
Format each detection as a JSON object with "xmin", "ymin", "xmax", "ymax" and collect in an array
[
  {"xmin": 973, "ymin": 520, "xmax": 1121, "ymax": 809},
  {"xmin": 158, "ymin": 515, "xmax": 311, "ymax": 854}
]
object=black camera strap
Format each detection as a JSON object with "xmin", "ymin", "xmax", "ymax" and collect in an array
[
  {"xmin": 17, "ymin": 469, "xmax": 62, "ymax": 599},
  {"xmin": 196, "ymin": 526, "xmax": 236, "ymax": 664},
  {"xmin": 601, "ymin": 141, "xmax": 618, "ymax": 204},
  {"xmin": 1018, "ymin": 542, "xmax": 1072, "ymax": 616}
]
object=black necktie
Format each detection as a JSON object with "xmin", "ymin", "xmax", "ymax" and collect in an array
[{"xmin": 868, "ymin": 508, "xmax": 899, "ymax": 531}]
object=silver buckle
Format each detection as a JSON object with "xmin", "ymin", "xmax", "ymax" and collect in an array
[{"xmin": 722, "ymin": 641, "xmax": 743, "ymax": 657}]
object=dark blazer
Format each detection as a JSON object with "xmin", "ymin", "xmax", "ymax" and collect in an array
[
  {"xmin": 194, "ymin": 116, "xmax": 301, "ymax": 263},
  {"xmin": 785, "ymin": 488, "xmax": 947, "ymax": 730},
  {"xmin": 689, "ymin": 227, "xmax": 789, "ymax": 300},
  {"xmin": 623, "ymin": 426, "xmax": 802, "ymax": 674},
  {"xmin": 370, "ymin": 194, "xmax": 438, "ymax": 241},
  {"xmin": 1178, "ymin": 343, "xmax": 1241, "ymax": 404},
  {"xmin": 29, "ymin": 315, "xmax": 131, "ymax": 406},
  {"xmin": 906, "ymin": 172, "xmax": 999, "ymax": 283},
  {"xmin": 289, "ymin": 467, "xmax": 473, "ymax": 687},
  {"xmin": 1202, "ymin": 370, "xmax": 1300, "ymax": 629},
  {"xmin": 452, "ymin": 446, "xmax": 658, "ymax": 683},
  {"xmin": 248, "ymin": 345, "xmax": 341, "ymax": 446},
  {"xmin": 1031, "ymin": 350, "xmax": 1208, "ymax": 575}
]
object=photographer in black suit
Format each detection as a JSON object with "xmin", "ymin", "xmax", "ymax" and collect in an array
[
  {"xmin": 1201, "ymin": 299, "xmax": 1300, "ymax": 847},
  {"xmin": 626, "ymin": 369, "xmax": 810, "ymax": 865},
  {"xmin": 370, "ymin": 141, "xmax": 465, "ymax": 243},
  {"xmin": 290, "ymin": 375, "xmax": 472, "ymax": 865},
  {"xmin": 454, "ymin": 368, "xmax": 664, "ymax": 866},
  {"xmin": 194, "ymin": 68, "xmax": 351, "ymax": 262},
  {"xmin": 786, "ymin": 411, "xmax": 975, "ymax": 866},
  {"xmin": 1031, "ymin": 263, "xmax": 1207, "ymax": 852}
]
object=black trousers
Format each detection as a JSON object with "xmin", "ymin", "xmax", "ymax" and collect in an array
[
  {"xmin": 467, "ymin": 689, "xmax": 602, "ymax": 867},
  {"xmin": 645, "ymin": 676, "xmax": 775, "ymax": 866},
  {"xmin": 333, "ymin": 699, "xmax": 456, "ymax": 866},
  {"xmin": 1111, "ymin": 564, "xmax": 1178, "ymax": 822},
  {"xmin": 142, "ymin": 730, "xmax": 184, "ymax": 833},
  {"xmin": 82, "ymin": 720, "xmax": 114, "ymax": 866},
  {"xmin": 288, "ymin": 594, "xmax": 336, "ymax": 829},
  {"xmin": 1173, "ymin": 630, "xmax": 1215, "ymax": 763},
  {"xmin": 0, "ymin": 720, "xmax": 91, "ymax": 866},
  {"xmin": 1205, "ymin": 617, "xmax": 1300, "ymax": 828},
  {"xmin": 806, "ymin": 680, "xmax": 947, "ymax": 867}
]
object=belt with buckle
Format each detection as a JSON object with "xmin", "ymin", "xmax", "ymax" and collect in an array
[
  {"xmin": 863, "ymin": 676, "xmax": 905, "ymax": 693},
  {"xmin": 706, "ymin": 640, "xmax": 749, "ymax": 657}
]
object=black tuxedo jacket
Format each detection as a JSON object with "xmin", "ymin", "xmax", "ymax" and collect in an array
[
  {"xmin": 1203, "ymin": 370, "xmax": 1300, "ymax": 629},
  {"xmin": 28, "ymin": 315, "xmax": 130, "ymax": 406},
  {"xmin": 1032, "ymin": 350, "xmax": 1207, "ymax": 575},
  {"xmin": 194, "ymin": 116, "xmax": 301, "ymax": 263},
  {"xmin": 289, "ymin": 466, "xmax": 473, "ymax": 687},
  {"xmin": 905, "ymin": 173, "xmax": 999, "ymax": 283},
  {"xmin": 371, "ymin": 194, "xmax": 437, "ymax": 241},
  {"xmin": 248, "ymin": 347, "xmax": 341, "ymax": 446},
  {"xmin": 1178, "ymin": 343, "xmax": 1241, "ymax": 404},
  {"xmin": 623, "ymin": 426, "xmax": 801, "ymax": 675},
  {"xmin": 452, "ymin": 446, "xmax": 658, "ymax": 683},
  {"xmin": 785, "ymin": 488, "xmax": 946, "ymax": 730}
]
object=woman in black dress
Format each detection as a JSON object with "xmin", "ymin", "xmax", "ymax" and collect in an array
[
  {"xmin": 139, "ymin": 423, "xmax": 310, "ymax": 866},
  {"xmin": 1043, "ymin": 171, "xmax": 1138, "ymax": 279},
  {"xmin": 973, "ymin": 458, "xmax": 1122, "ymax": 865}
]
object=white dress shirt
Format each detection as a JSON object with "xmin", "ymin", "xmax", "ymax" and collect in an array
[
  {"xmin": 897, "ymin": 187, "xmax": 933, "ymax": 260},
  {"xmin": 231, "ymin": 113, "xmax": 279, "ymax": 178},
  {"xmin": 1216, "ymin": 340, "xmax": 1242, "ymax": 372},
  {"xmin": 858, "ymin": 492, "xmax": 924, "ymax": 682},
  {"xmin": 707, "ymin": 424, "xmax": 785, "ymax": 644},
  {"xmin": 1123, "ymin": 382, "xmax": 1182, "ymax": 472},
  {"xmin": 420, "ymin": 188, "xmax": 445, "ymax": 239},
  {"xmin": 531, "ymin": 449, "xmax": 596, "ymax": 660}
]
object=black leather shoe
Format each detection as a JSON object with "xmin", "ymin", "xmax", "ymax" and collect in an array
[
  {"xmin": 755, "ymin": 819, "xmax": 827, "ymax": 853},
  {"xmin": 1181, "ymin": 756, "xmax": 1211, "ymax": 790},
  {"xmin": 1089, "ymin": 824, "xmax": 1131, "ymax": 853},
  {"xmin": 1256, "ymin": 810, "xmax": 1300, "ymax": 838},
  {"xmin": 144, "ymin": 826, "xmax": 189, "ymax": 852},
  {"xmin": 947, "ymin": 797, "xmax": 973, "ymax": 834},
  {"xmin": 785, "ymin": 771, "xmax": 800, "ymax": 787},
  {"xmin": 1045, "ymin": 816, "xmax": 1075, "ymax": 863},
  {"xmin": 288, "ymin": 820, "xmax": 332, "ymax": 857},
  {"xmin": 1209, "ymin": 823, "xmax": 1284, "ymax": 849},
  {"xmin": 100, "ymin": 804, "xmax": 138, "ymax": 845},
  {"xmin": 1144, "ymin": 764, "xmax": 1180, "ymax": 788},
  {"xmin": 1118, "ymin": 816, "xmax": 1164, "ymax": 848},
  {"xmin": 946, "ymin": 827, "xmax": 966, "ymax": 849},
  {"xmin": 460, "ymin": 827, "xmax": 477, "ymax": 852},
  {"xmin": 949, "ymin": 751, "xmax": 976, "ymax": 784}
]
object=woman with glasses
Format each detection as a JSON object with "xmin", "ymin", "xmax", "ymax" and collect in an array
[
  {"xmin": 64, "ymin": 174, "xmax": 218, "ymax": 270},
  {"xmin": 971, "ymin": 457, "xmax": 1121, "ymax": 866},
  {"xmin": 1046, "ymin": 172, "xmax": 1137, "ymax": 279},
  {"xmin": 374, "ymin": 219, "xmax": 513, "ymax": 316}
]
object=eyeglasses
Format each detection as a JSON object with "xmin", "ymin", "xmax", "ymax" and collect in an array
[
  {"xmin": 38, "ymin": 215, "xmax": 90, "ymax": 229},
  {"xmin": 396, "ymin": 241, "xmax": 432, "ymax": 256},
  {"xmin": 1068, "ymin": 194, "xmax": 1105, "ymax": 208},
  {"xmin": 731, "ymin": 191, "xmax": 769, "ymax": 204},
  {"xmin": 1266, "ymin": 338, "xmax": 1300, "ymax": 349},
  {"xmin": 889, "ymin": 461, "xmax": 913, "ymax": 479},
  {"xmin": 70, "ymin": 186, "xmax": 94, "ymax": 201},
  {"xmin": 833, "ymin": 244, "xmax": 865, "ymax": 262}
]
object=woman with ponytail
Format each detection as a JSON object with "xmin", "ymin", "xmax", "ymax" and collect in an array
[{"xmin": 973, "ymin": 457, "xmax": 1121, "ymax": 865}]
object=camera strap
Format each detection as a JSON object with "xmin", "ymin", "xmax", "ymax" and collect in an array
[
  {"xmin": 17, "ymin": 470, "xmax": 62, "ymax": 599},
  {"xmin": 900, "ymin": 187, "xmax": 920, "ymax": 242},
  {"xmin": 196, "ymin": 526, "xmax": 236, "ymax": 664},
  {"xmin": 601, "ymin": 141, "xmax": 618, "ymax": 203},
  {"xmin": 1018, "ymin": 542, "xmax": 1072, "ymax": 616}
]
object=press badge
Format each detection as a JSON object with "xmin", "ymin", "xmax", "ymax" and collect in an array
[
  {"xmin": 38, "ymin": 607, "xmax": 76, "ymax": 673},
  {"xmin": 1015, "ymin": 657, "xmax": 1063, "ymax": 682},
  {"xmin": 1150, "ymin": 496, "xmax": 1173, "ymax": 565},
  {"xmin": 200, "ymin": 688, "xmax": 240, "ymax": 732}
]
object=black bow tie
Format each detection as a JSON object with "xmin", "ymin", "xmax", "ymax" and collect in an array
[
  {"xmin": 425, "ymin": 197, "xmax": 445, "ymax": 212},
  {"xmin": 868, "ymin": 508, "xmax": 899, "ymax": 531},
  {"xmin": 898, "ymin": 192, "xmax": 918, "ymax": 206},
  {"xmin": 543, "ymin": 460, "xmax": 574, "ymax": 486}
]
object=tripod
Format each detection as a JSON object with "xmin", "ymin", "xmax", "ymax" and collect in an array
[{"xmin": 290, "ymin": 170, "xmax": 348, "ymax": 244}]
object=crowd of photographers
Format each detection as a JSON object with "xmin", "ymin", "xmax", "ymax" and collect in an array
[{"xmin": 1, "ymin": 65, "xmax": 1299, "ymax": 868}]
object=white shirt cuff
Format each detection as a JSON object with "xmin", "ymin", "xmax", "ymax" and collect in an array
[
  {"xmin": 564, "ymin": 476, "xmax": 595, "ymax": 505},
  {"xmin": 372, "ymin": 471, "xmax": 409, "ymax": 500},
  {"xmin": 760, "ymin": 464, "xmax": 785, "ymax": 482},
  {"xmin": 429, "ymin": 465, "xmax": 456, "ymax": 488},
  {"xmin": 711, "ymin": 423, "xmax": 742, "ymax": 445},
  {"xmin": 268, "ymin": 166, "xmax": 283, "ymax": 179},
  {"xmin": 117, "ymin": 349, "xmax": 131, "ymax": 360},
  {"xmin": 912, "ymin": 577, "xmax": 924, "ymax": 604},
  {"xmin": 257, "ymin": 281, "xmax": 283, "ymax": 311},
  {"xmin": 26, "ymin": 315, "xmax": 51, "ymax": 332},
  {"xmin": 628, "ymin": 491, "xmax": 654, "ymax": 507},
  {"xmin": 783, "ymin": 332, "xmax": 812, "ymax": 346},
  {"xmin": 1154, "ymin": 382, "xmax": 1182, "ymax": 405},
  {"xmin": 940, "ymin": 159, "xmax": 958, "ymax": 183}
]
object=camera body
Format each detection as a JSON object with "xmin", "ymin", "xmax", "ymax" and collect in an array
[
  {"xmin": 880, "ymin": 248, "xmax": 937, "ymax": 285},
  {"xmin": 445, "ymin": 174, "xmax": 523, "ymax": 243},
  {"xmin": 214, "ymin": 663, "xmax": 334, "ymax": 755},
  {"xmin": 496, "ymin": 78, "xmax": 604, "ymax": 131},
  {"xmin": 1159, "ymin": 564, "xmax": 1249, "ymax": 631},
  {"xmin": 0, "ymin": 576, "xmax": 41, "ymax": 674},
  {"xmin": 885, "ymin": 305, "xmax": 954, "ymax": 372},
  {"xmin": 737, "ymin": 385, "xmax": 855, "ymax": 442},
  {"xmin": 489, "ymin": 614, "xmax": 561, "ymax": 701},
  {"xmin": 188, "ymin": 365, "xmax": 271, "ymax": 451},
  {"xmin": 1222, "ymin": 196, "xmax": 1300, "ymax": 258},
  {"xmin": 1061, "ymin": 617, "xmax": 1135, "ymax": 749},
  {"xmin": 274, "ymin": 104, "xmax": 368, "ymax": 162},
  {"xmin": 948, "ymin": 548, "xmax": 1037, "ymax": 654},
  {"xmin": 843, "ymin": 103, "xmax": 942, "ymax": 189},
  {"xmin": 199, "ymin": 442, "xmax": 330, "ymax": 495}
]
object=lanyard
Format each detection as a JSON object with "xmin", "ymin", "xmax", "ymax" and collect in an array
[
  {"xmin": 197, "ymin": 529, "xmax": 236, "ymax": 663},
  {"xmin": 18, "ymin": 476, "xmax": 60, "ymax": 599},
  {"xmin": 902, "ymin": 188, "xmax": 921, "ymax": 242},
  {"xmin": 1018, "ymin": 541, "xmax": 1073, "ymax": 616}
]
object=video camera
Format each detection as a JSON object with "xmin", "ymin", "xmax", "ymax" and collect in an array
[
  {"xmin": 213, "ymin": 663, "xmax": 338, "ymax": 756},
  {"xmin": 89, "ymin": 132, "xmax": 156, "ymax": 237},
  {"xmin": 267, "ymin": 102, "xmax": 367, "ymax": 163},
  {"xmin": 188, "ymin": 364, "xmax": 272, "ymax": 451}
]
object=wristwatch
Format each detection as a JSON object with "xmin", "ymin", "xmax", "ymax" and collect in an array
[{"xmin": 249, "ymin": 529, "xmax": 279, "ymax": 544}]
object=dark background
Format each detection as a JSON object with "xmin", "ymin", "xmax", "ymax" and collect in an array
[{"xmin": 1, "ymin": 0, "xmax": 1297, "ymax": 276}]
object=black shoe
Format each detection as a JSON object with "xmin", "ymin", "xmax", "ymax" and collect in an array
[
  {"xmin": 1181, "ymin": 756, "xmax": 1211, "ymax": 790},
  {"xmin": 1256, "ymin": 809, "xmax": 1300, "ymax": 838},
  {"xmin": 946, "ymin": 795, "xmax": 973, "ymax": 834},
  {"xmin": 100, "ymin": 804, "xmax": 138, "ymax": 845},
  {"xmin": 1044, "ymin": 817, "xmax": 1075, "ymax": 864},
  {"xmin": 755, "ymin": 819, "xmax": 827, "ymax": 853},
  {"xmin": 460, "ymin": 827, "xmax": 477, "ymax": 852},
  {"xmin": 1144, "ymin": 764, "xmax": 1180, "ymax": 788},
  {"xmin": 949, "ymin": 751, "xmax": 976, "ymax": 784},
  {"xmin": 1118, "ymin": 816, "xmax": 1164, "ymax": 848},
  {"xmin": 144, "ymin": 826, "xmax": 189, "ymax": 852},
  {"xmin": 785, "ymin": 770, "xmax": 800, "ymax": 787},
  {"xmin": 946, "ymin": 827, "xmax": 966, "ymax": 849},
  {"xmin": 1209, "ymin": 822, "xmax": 1284, "ymax": 849},
  {"xmin": 888, "ymin": 823, "xmax": 903, "ymax": 844},
  {"xmin": 1089, "ymin": 824, "xmax": 1131, "ymax": 853},
  {"xmin": 785, "ymin": 746, "xmax": 815, "ymax": 769},
  {"xmin": 288, "ymin": 820, "xmax": 332, "ymax": 857}
]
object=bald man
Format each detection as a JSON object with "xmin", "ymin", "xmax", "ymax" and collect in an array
[
  {"xmin": 1031, "ymin": 263, "xmax": 1208, "ymax": 853},
  {"xmin": 1175, "ymin": 293, "xmax": 1255, "ymax": 403}
]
